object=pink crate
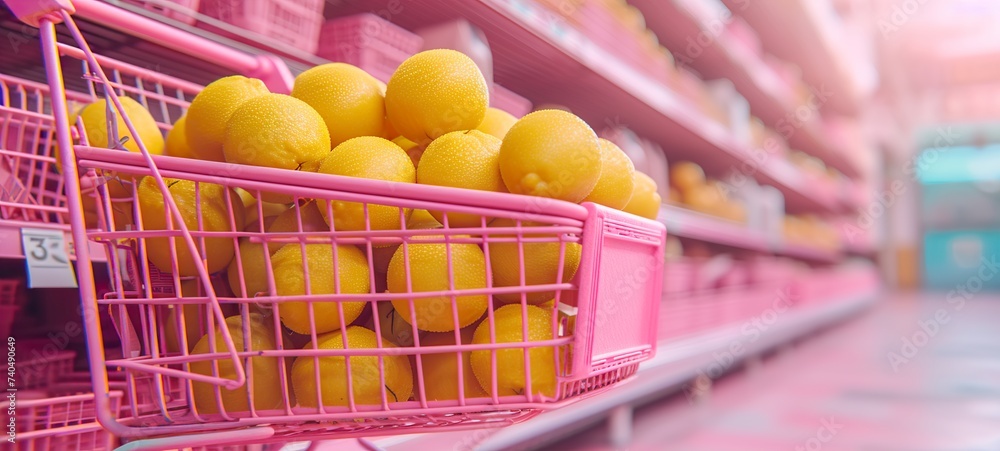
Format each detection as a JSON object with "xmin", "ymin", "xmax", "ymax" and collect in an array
[
  {"xmin": 124, "ymin": 0, "xmax": 200, "ymax": 25},
  {"xmin": 0, "ymin": 279, "xmax": 20, "ymax": 305},
  {"xmin": 3, "ymin": 390, "xmax": 123, "ymax": 451},
  {"xmin": 16, "ymin": 345, "xmax": 76, "ymax": 389},
  {"xmin": 32, "ymin": 10, "xmax": 667, "ymax": 444},
  {"xmin": 0, "ymin": 305, "xmax": 17, "ymax": 339},
  {"xmin": 200, "ymin": 0, "xmax": 324, "ymax": 54},
  {"xmin": 317, "ymin": 13, "xmax": 423, "ymax": 83},
  {"xmin": 491, "ymin": 84, "xmax": 533, "ymax": 118}
]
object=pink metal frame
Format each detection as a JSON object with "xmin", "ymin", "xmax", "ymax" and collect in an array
[
  {"xmin": 0, "ymin": 74, "xmax": 92, "ymax": 250},
  {"xmin": 20, "ymin": 2, "xmax": 666, "ymax": 446}
]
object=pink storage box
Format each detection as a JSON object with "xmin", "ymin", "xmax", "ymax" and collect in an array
[
  {"xmin": 124, "ymin": 0, "xmax": 200, "ymax": 25},
  {"xmin": 318, "ymin": 13, "xmax": 423, "ymax": 82},
  {"xmin": 199, "ymin": 0, "xmax": 324, "ymax": 54},
  {"xmin": 491, "ymin": 83, "xmax": 533, "ymax": 118}
]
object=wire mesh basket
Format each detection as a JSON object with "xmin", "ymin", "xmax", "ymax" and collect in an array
[
  {"xmin": 14, "ymin": 340, "xmax": 76, "ymax": 390},
  {"xmin": 3, "ymin": 390, "xmax": 123, "ymax": 451},
  {"xmin": 28, "ymin": 5, "xmax": 665, "ymax": 444},
  {"xmin": 0, "ymin": 73, "xmax": 90, "ymax": 230}
]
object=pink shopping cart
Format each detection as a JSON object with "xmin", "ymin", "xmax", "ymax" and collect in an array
[{"xmin": 13, "ymin": 0, "xmax": 666, "ymax": 448}]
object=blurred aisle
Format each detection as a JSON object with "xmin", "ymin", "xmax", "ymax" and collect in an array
[{"xmin": 553, "ymin": 292, "xmax": 1000, "ymax": 451}]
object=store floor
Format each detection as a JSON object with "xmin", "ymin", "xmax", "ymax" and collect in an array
[{"xmin": 550, "ymin": 291, "xmax": 1000, "ymax": 451}]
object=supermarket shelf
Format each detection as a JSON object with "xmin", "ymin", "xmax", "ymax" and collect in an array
[
  {"xmin": 2, "ymin": 0, "xmax": 845, "ymax": 213},
  {"xmin": 659, "ymin": 204, "xmax": 842, "ymax": 263},
  {"xmin": 659, "ymin": 204, "xmax": 770, "ymax": 252},
  {"xmin": 630, "ymin": 0, "xmax": 861, "ymax": 178},
  {"xmin": 721, "ymin": 0, "xmax": 867, "ymax": 115},
  {"xmin": 779, "ymin": 242, "xmax": 841, "ymax": 263},
  {"xmin": 0, "ymin": 224, "xmax": 107, "ymax": 262},
  {"xmin": 323, "ymin": 0, "xmax": 840, "ymax": 214},
  {"xmin": 353, "ymin": 288, "xmax": 877, "ymax": 451},
  {"xmin": 843, "ymin": 241, "xmax": 878, "ymax": 256}
]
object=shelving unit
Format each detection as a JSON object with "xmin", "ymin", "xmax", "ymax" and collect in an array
[
  {"xmin": 630, "ymin": 0, "xmax": 862, "ymax": 178},
  {"xmin": 719, "ymin": 0, "xmax": 872, "ymax": 116},
  {"xmin": 658, "ymin": 204, "xmax": 841, "ymax": 262},
  {"xmin": 75, "ymin": 0, "xmax": 859, "ymax": 214}
]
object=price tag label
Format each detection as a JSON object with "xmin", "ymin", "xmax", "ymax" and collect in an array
[{"xmin": 21, "ymin": 228, "xmax": 78, "ymax": 288}]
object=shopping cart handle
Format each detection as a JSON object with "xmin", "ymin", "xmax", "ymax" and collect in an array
[{"xmin": 5, "ymin": 0, "xmax": 75, "ymax": 27}]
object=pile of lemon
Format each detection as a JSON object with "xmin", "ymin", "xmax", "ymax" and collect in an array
[{"xmin": 78, "ymin": 49, "xmax": 661, "ymax": 412}]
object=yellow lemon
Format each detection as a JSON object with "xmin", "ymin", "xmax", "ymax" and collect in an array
[
  {"xmin": 581, "ymin": 139, "xmax": 636, "ymax": 210},
  {"xmin": 137, "ymin": 177, "xmax": 245, "ymax": 276},
  {"xmin": 387, "ymin": 238, "xmax": 488, "ymax": 332},
  {"xmin": 369, "ymin": 211, "xmax": 441, "ymax": 275},
  {"xmin": 77, "ymin": 96, "xmax": 165, "ymax": 154},
  {"xmin": 623, "ymin": 171, "xmax": 662, "ymax": 220},
  {"xmin": 264, "ymin": 201, "xmax": 329, "ymax": 254},
  {"xmin": 392, "ymin": 136, "xmax": 425, "ymax": 168},
  {"xmin": 417, "ymin": 327, "xmax": 488, "ymax": 401},
  {"xmin": 58, "ymin": 97, "xmax": 165, "ymax": 177},
  {"xmin": 185, "ymin": 76, "xmax": 269, "ymax": 162},
  {"xmin": 191, "ymin": 313, "xmax": 293, "ymax": 414},
  {"xmin": 417, "ymin": 130, "xmax": 506, "ymax": 228},
  {"xmin": 164, "ymin": 303, "xmax": 203, "ymax": 353},
  {"xmin": 669, "ymin": 161, "xmax": 705, "ymax": 192},
  {"xmin": 226, "ymin": 239, "xmax": 271, "ymax": 299},
  {"xmin": 165, "ymin": 115, "xmax": 196, "ymax": 159},
  {"xmin": 471, "ymin": 304, "xmax": 556, "ymax": 397},
  {"xmin": 236, "ymin": 188, "xmax": 290, "ymax": 230},
  {"xmin": 164, "ymin": 279, "xmax": 239, "ymax": 352},
  {"xmin": 364, "ymin": 301, "xmax": 427, "ymax": 348},
  {"xmin": 475, "ymin": 107, "xmax": 517, "ymax": 140},
  {"xmin": 223, "ymin": 93, "xmax": 331, "ymax": 171},
  {"xmin": 407, "ymin": 209, "xmax": 441, "ymax": 230},
  {"xmin": 499, "ymin": 110, "xmax": 602, "ymax": 203},
  {"xmin": 316, "ymin": 136, "xmax": 414, "ymax": 232},
  {"xmin": 487, "ymin": 218, "xmax": 582, "ymax": 305},
  {"xmin": 291, "ymin": 63, "xmax": 386, "ymax": 148},
  {"xmin": 271, "ymin": 244, "xmax": 370, "ymax": 335},
  {"xmin": 291, "ymin": 326, "xmax": 413, "ymax": 407},
  {"xmin": 385, "ymin": 49, "xmax": 489, "ymax": 144}
]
